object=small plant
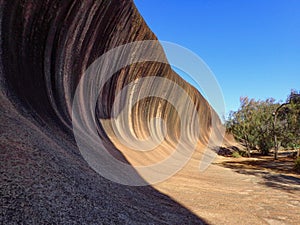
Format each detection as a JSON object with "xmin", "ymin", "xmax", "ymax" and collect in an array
[
  {"xmin": 295, "ymin": 157, "xmax": 300, "ymax": 173},
  {"xmin": 239, "ymin": 150, "xmax": 249, "ymax": 157},
  {"xmin": 232, "ymin": 151, "xmax": 242, "ymax": 158}
]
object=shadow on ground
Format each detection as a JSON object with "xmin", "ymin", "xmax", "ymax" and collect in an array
[{"xmin": 220, "ymin": 158, "xmax": 300, "ymax": 193}]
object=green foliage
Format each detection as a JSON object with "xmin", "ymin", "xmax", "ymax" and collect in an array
[
  {"xmin": 226, "ymin": 90, "xmax": 300, "ymax": 156},
  {"xmin": 226, "ymin": 97, "xmax": 277, "ymax": 155},
  {"xmin": 284, "ymin": 90, "xmax": 300, "ymax": 149},
  {"xmin": 295, "ymin": 157, "xmax": 300, "ymax": 173},
  {"xmin": 232, "ymin": 151, "xmax": 242, "ymax": 158}
]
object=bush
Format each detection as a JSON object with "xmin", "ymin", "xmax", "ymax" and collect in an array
[
  {"xmin": 240, "ymin": 150, "xmax": 250, "ymax": 157},
  {"xmin": 232, "ymin": 151, "xmax": 242, "ymax": 158},
  {"xmin": 295, "ymin": 157, "xmax": 300, "ymax": 173},
  {"xmin": 258, "ymin": 139, "xmax": 273, "ymax": 156}
]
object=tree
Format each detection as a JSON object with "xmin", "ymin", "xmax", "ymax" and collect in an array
[
  {"xmin": 286, "ymin": 90, "xmax": 300, "ymax": 156},
  {"xmin": 226, "ymin": 97, "xmax": 256, "ymax": 157},
  {"xmin": 226, "ymin": 97, "xmax": 278, "ymax": 156},
  {"xmin": 227, "ymin": 91, "xmax": 300, "ymax": 158},
  {"xmin": 253, "ymin": 98, "xmax": 278, "ymax": 155}
]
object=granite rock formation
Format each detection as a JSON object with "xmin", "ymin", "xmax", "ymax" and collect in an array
[{"xmin": 1, "ymin": 0, "xmax": 222, "ymax": 223}]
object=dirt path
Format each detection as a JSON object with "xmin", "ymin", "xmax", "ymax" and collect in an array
[
  {"xmin": 154, "ymin": 155, "xmax": 300, "ymax": 225},
  {"xmin": 106, "ymin": 123, "xmax": 300, "ymax": 224}
]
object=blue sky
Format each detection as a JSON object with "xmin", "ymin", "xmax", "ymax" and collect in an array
[{"xmin": 134, "ymin": 0, "xmax": 300, "ymax": 118}]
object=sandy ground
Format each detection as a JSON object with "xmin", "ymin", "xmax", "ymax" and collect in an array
[
  {"xmin": 3, "ymin": 0, "xmax": 299, "ymax": 224},
  {"xmin": 154, "ymin": 155, "xmax": 300, "ymax": 225},
  {"xmin": 2, "ymin": 92, "xmax": 299, "ymax": 224},
  {"xmin": 101, "ymin": 115, "xmax": 300, "ymax": 225},
  {"xmin": 102, "ymin": 119, "xmax": 300, "ymax": 225}
]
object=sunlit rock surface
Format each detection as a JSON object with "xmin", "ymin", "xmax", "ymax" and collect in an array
[{"xmin": 0, "ymin": 0, "xmax": 222, "ymax": 223}]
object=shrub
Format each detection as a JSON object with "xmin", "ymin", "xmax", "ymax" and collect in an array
[
  {"xmin": 240, "ymin": 150, "xmax": 249, "ymax": 157},
  {"xmin": 232, "ymin": 151, "xmax": 242, "ymax": 158},
  {"xmin": 295, "ymin": 157, "xmax": 300, "ymax": 173}
]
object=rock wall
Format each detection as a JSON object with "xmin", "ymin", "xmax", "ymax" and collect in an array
[{"xmin": 0, "ymin": 0, "xmax": 220, "ymax": 223}]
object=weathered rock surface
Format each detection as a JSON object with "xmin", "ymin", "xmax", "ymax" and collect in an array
[
  {"xmin": 2, "ymin": 1, "xmax": 299, "ymax": 224},
  {"xmin": 1, "ymin": 0, "xmax": 218, "ymax": 223}
]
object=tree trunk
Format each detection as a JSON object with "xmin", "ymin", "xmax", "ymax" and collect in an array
[{"xmin": 244, "ymin": 135, "xmax": 251, "ymax": 157}]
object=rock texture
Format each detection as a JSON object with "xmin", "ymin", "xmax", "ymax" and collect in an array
[{"xmin": 0, "ymin": 0, "xmax": 220, "ymax": 224}]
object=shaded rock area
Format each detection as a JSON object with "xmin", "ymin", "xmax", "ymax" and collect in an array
[
  {"xmin": 1, "ymin": 1, "xmax": 300, "ymax": 224},
  {"xmin": 0, "ymin": 105, "xmax": 206, "ymax": 225},
  {"xmin": 0, "ymin": 0, "xmax": 217, "ymax": 224}
]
